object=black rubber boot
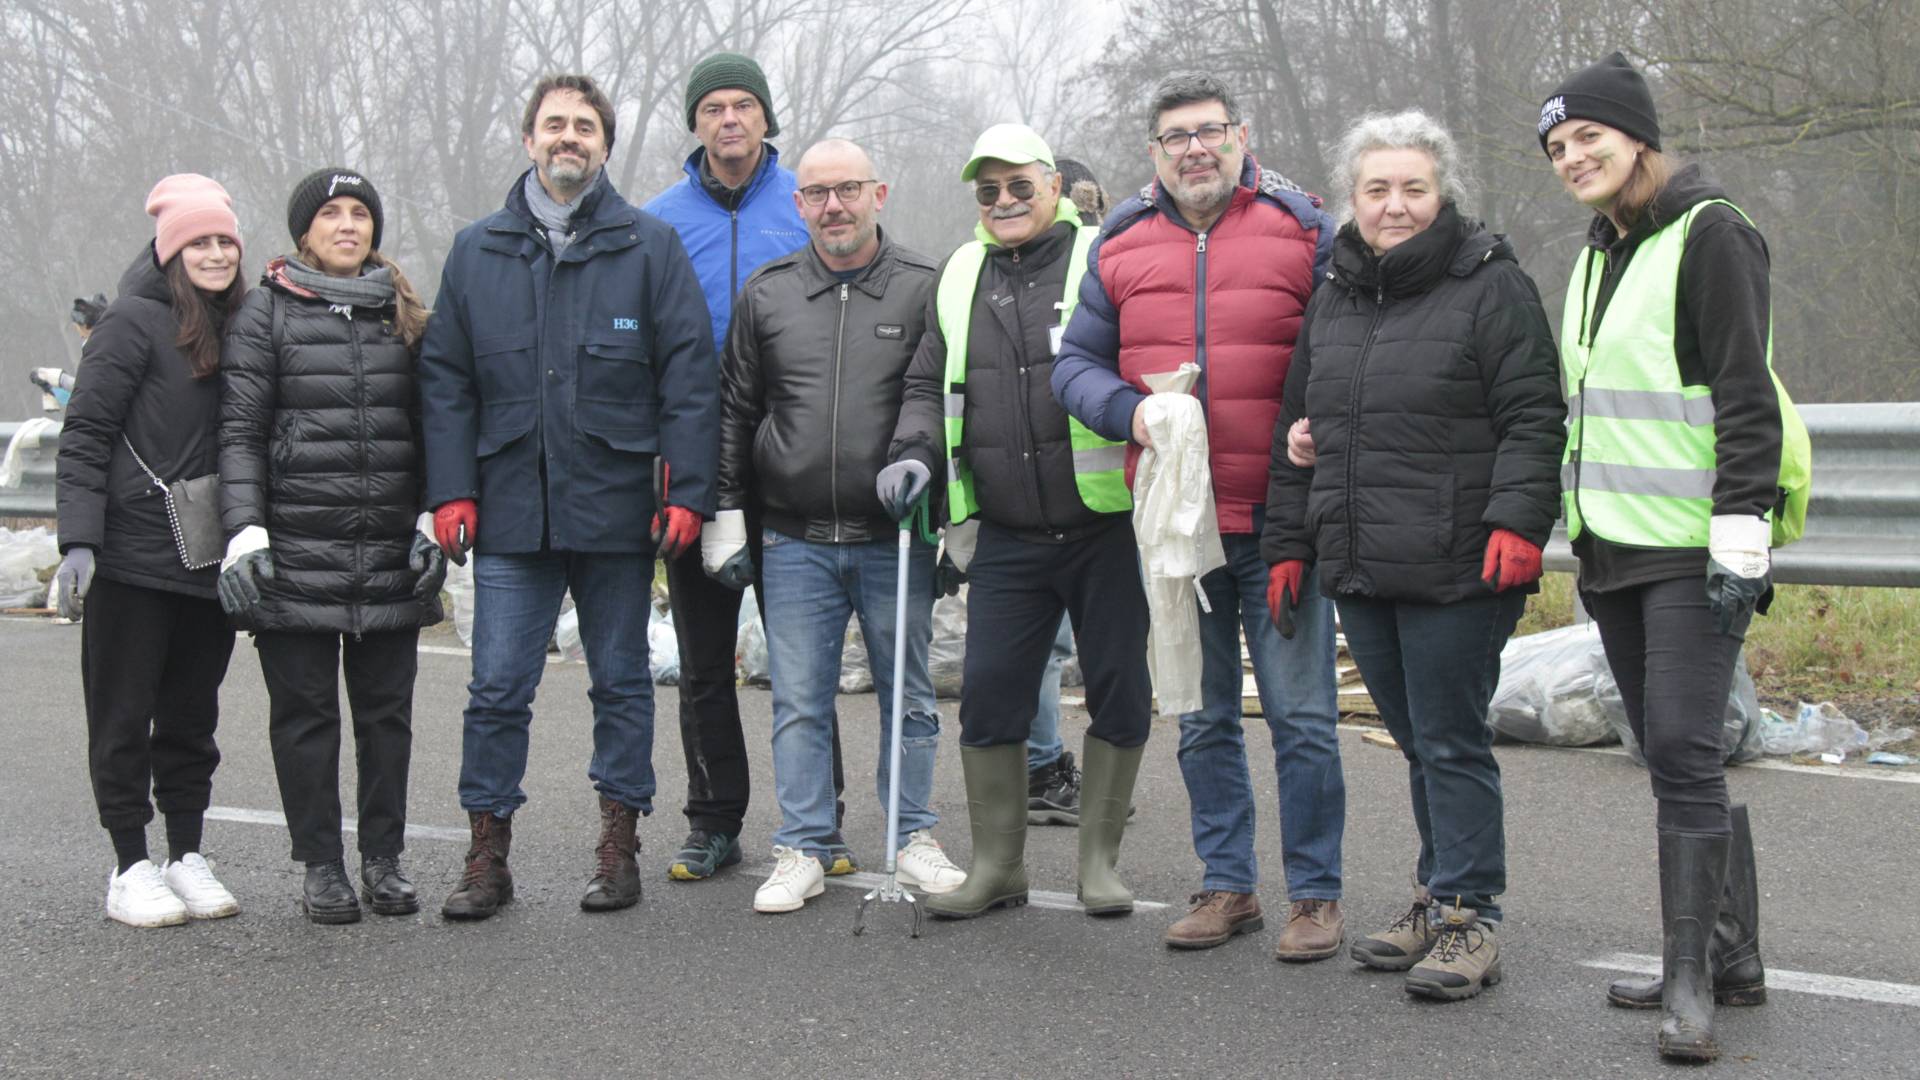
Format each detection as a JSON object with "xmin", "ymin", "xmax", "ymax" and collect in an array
[
  {"xmin": 1609, "ymin": 804, "xmax": 1765, "ymax": 1009},
  {"xmin": 1077, "ymin": 735, "xmax": 1143, "ymax": 916},
  {"xmin": 928, "ymin": 744, "xmax": 1029, "ymax": 919},
  {"xmin": 302, "ymin": 859, "xmax": 363, "ymax": 925},
  {"xmin": 360, "ymin": 855, "xmax": 420, "ymax": 916},
  {"xmin": 1656, "ymin": 830, "xmax": 1732, "ymax": 1062}
]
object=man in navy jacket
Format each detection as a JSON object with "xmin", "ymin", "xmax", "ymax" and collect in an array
[{"xmin": 419, "ymin": 74, "xmax": 718, "ymax": 922}]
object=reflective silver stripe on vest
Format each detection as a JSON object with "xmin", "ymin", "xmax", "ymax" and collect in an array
[
  {"xmin": 1569, "ymin": 387, "xmax": 1716, "ymax": 426},
  {"xmin": 1563, "ymin": 460, "xmax": 1715, "ymax": 500},
  {"xmin": 1073, "ymin": 445, "xmax": 1128, "ymax": 474},
  {"xmin": 944, "ymin": 393, "xmax": 965, "ymax": 419}
]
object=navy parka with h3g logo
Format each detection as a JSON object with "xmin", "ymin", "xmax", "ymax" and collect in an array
[{"xmin": 419, "ymin": 170, "xmax": 719, "ymax": 554}]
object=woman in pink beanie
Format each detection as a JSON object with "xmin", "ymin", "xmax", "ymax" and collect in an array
[{"xmin": 52, "ymin": 172, "xmax": 248, "ymax": 928}]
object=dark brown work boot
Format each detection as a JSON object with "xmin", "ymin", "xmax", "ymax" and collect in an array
[
  {"xmin": 442, "ymin": 811, "xmax": 514, "ymax": 921},
  {"xmin": 1163, "ymin": 891, "xmax": 1264, "ymax": 950},
  {"xmin": 580, "ymin": 796, "xmax": 642, "ymax": 912},
  {"xmin": 1273, "ymin": 898, "xmax": 1345, "ymax": 962}
]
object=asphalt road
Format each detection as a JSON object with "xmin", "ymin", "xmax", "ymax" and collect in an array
[{"xmin": 2, "ymin": 615, "xmax": 1915, "ymax": 1079}]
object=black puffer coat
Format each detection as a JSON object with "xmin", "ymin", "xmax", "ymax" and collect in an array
[
  {"xmin": 1261, "ymin": 206, "xmax": 1566, "ymax": 604},
  {"xmin": 218, "ymin": 265, "xmax": 441, "ymax": 634},
  {"xmin": 56, "ymin": 246, "xmax": 224, "ymax": 599}
]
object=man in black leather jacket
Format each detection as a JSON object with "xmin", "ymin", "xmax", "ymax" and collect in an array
[{"xmin": 711, "ymin": 139, "xmax": 967, "ymax": 914}]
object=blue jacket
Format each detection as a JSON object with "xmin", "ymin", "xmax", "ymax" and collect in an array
[
  {"xmin": 419, "ymin": 170, "xmax": 719, "ymax": 555},
  {"xmin": 643, "ymin": 146, "xmax": 808, "ymax": 351}
]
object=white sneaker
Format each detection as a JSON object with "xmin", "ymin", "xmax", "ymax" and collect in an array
[
  {"xmin": 161, "ymin": 853, "xmax": 240, "ymax": 919},
  {"xmin": 895, "ymin": 830, "xmax": 967, "ymax": 895},
  {"xmin": 754, "ymin": 846, "xmax": 825, "ymax": 913},
  {"xmin": 106, "ymin": 860, "xmax": 189, "ymax": 928}
]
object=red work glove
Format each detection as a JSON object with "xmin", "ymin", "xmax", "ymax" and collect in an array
[
  {"xmin": 1481, "ymin": 528, "xmax": 1542, "ymax": 592},
  {"xmin": 1266, "ymin": 560, "xmax": 1307, "ymax": 640},
  {"xmin": 654, "ymin": 506, "xmax": 702, "ymax": 561},
  {"xmin": 433, "ymin": 499, "xmax": 478, "ymax": 566}
]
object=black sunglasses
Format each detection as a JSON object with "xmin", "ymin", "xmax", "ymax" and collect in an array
[{"xmin": 973, "ymin": 178, "xmax": 1039, "ymax": 206}]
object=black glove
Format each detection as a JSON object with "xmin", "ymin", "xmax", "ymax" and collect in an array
[
  {"xmin": 217, "ymin": 550, "xmax": 275, "ymax": 616},
  {"xmin": 934, "ymin": 552, "xmax": 966, "ymax": 598},
  {"xmin": 409, "ymin": 527, "xmax": 448, "ymax": 601},
  {"xmin": 1705, "ymin": 558, "xmax": 1771, "ymax": 636},
  {"xmin": 875, "ymin": 459, "xmax": 932, "ymax": 522}
]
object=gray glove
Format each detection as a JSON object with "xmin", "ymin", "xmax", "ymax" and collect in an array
[
  {"xmin": 54, "ymin": 547, "xmax": 95, "ymax": 620},
  {"xmin": 875, "ymin": 459, "xmax": 932, "ymax": 522},
  {"xmin": 217, "ymin": 550, "xmax": 274, "ymax": 616}
]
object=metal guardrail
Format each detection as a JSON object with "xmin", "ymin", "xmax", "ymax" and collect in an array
[
  {"xmin": 1543, "ymin": 402, "xmax": 1920, "ymax": 588},
  {"xmin": 9, "ymin": 402, "xmax": 1920, "ymax": 585}
]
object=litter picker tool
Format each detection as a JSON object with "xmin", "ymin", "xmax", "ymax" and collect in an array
[{"xmin": 853, "ymin": 492, "xmax": 940, "ymax": 938}]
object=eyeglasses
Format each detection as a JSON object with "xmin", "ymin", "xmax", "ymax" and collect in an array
[
  {"xmin": 798, "ymin": 179, "xmax": 878, "ymax": 206},
  {"xmin": 973, "ymin": 178, "xmax": 1039, "ymax": 206},
  {"xmin": 1153, "ymin": 123, "xmax": 1231, "ymax": 156}
]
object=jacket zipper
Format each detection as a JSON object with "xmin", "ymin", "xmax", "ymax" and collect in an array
[
  {"xmin": 730, "ymin": 209, "xmax": 739, "ymax": 307},
  {"xmin": 1193, "ymin": 231, "xmax": 1210, "ymax": 381},
  {"xmin": 830, "ymin": 283, "xmax": 849, "ymax": 541},
  {"xmin": 1008, "ymin": 249, "xmax": 1053, "ymax": 533},
  {"xmin": 346, "ymin": 305, "xmax": 368, "ymax": 640},
  {"xmin": 1342, "ymin": 282, "xmax": 1388, "ymax": 587}
]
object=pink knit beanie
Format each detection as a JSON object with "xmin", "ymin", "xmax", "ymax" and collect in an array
[{"xmin": 145, "ymin": 174, "xmax": 242, "ymax": 265}]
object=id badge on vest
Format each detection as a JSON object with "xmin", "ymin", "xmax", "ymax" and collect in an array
[{"xmin": 1049, "ymin": 324, "xmax": 1064, "ymax": 356}]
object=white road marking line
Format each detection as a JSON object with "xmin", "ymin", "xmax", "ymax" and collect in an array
[
  {"xmin": 802, "ymin": 867, "xmax": 1169, "ymax": 913},
  {"xmin": 1581, "ymin": 952, "xmax": 1920, "ymax": 1009},
  {"xmin": 207, "ymin": 806, "xmax": 469, "ymax": 843}
]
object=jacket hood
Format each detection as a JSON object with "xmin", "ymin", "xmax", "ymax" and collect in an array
[
  {"xmin": 1332, "ymin": 202, "xmax": 1508, "ymax": 298},
  {"xmin": 117, "ymin": 242, "xmax": 174, "ymax": 305},
  {"xmin": 1587, "ymin": 162, "xmax": 1727, "ymax": 249},
  {"xmin": 682, "ymin": 142, "xmax": 782, "ymax": 206},
  {"xmin": 1126, "ymin": 154, "xmax": 1324, "ymax": 237}
]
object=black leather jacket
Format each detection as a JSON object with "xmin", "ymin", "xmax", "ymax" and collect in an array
[{"xmin": 718, "ymin": 229, "xmax": 937, "ymax": 543}]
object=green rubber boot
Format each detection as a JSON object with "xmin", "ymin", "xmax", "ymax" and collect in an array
[
  {"xmin": 926, "ymin": 744, "xmax": 1030, "ymax": 919},
  {"xmin": 1077, "ymin": 735, "xmax": 1144, "ymax": 916}
]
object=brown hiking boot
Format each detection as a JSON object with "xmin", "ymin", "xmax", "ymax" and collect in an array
[
  {"xmin": 581, "ymin": 796, "xmax": 642, "ymax": 912},
  {"xmin": 1273, "ymin": 898, "xmax": 1345, "ymax": 962},
  {"xmin": 1163, "ymin": 891, "xmax": 1264, "ymax": 950},
  {"xmin": 1405, "ymin": 904, "xmax": 1501, "ymax": 1001},
  {"xmin": 1351, "ymin": 887, "xmax": 1438, "ymax": 971},
  {"xmin": 442, "ymin": 811, "xmax": 514, "ymax": 921}
]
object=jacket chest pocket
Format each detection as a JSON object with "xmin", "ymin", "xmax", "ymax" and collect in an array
[
  {"xmin": 472, "ymin": 329, "xmax": 539, "ymax": 407},
  {"xmin": 578, "ymin": 333, "xmax": 654, "ymax": 407}
]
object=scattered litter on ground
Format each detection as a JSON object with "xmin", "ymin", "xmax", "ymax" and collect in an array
[
  {"xmin": 0, "ymin": 526, "xmax": 59, "ymax": 609},
  {"xmin": 1758, "ymin": 701, "xmax": 1915, "ymax": 764}
]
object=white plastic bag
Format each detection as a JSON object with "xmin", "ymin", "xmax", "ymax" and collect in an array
[
  {"xmin": 444, "ymin": 556, "xmax": 476, "ymax": 646},
  {"xmin": 1131, "ymin": 364, "xmax": 1226, "ymax": 716}
]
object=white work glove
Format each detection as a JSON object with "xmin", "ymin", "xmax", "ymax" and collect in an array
[
  {"xmin": 1705, "ymin": 514, "xmax": 1771, "ymax": 636},
  {"xmin": 701, "ymin": 509, "xmax": 753, "ymax": 590}
]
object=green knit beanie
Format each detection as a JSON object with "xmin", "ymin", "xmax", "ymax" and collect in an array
[{"xmin": 684, "ymin": 53, "xmax": 780, "ymax": 138}]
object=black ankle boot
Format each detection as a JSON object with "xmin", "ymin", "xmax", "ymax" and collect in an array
[
  {"xmin": 303, "ymin": 859, "xmax": 363, "ymax": 925},
  {"xmin": 1656, "ymin": 830, "xmax": 1731, "ymax": 1062},
  {"xmin": 360, "ymin": 855, "xmax": 420, "ymax": 916}
]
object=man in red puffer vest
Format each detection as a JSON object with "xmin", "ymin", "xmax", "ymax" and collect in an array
[{"xmin": 1053, "ymin": 72, "xmax": 1347, "ymax": 959}]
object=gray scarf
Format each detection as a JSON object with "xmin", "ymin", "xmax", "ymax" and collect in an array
[
  {"xmin": 522, "ymin": 169, "xmax": 606, "ymax": 254},
  {"xmin": 281, "ymin": 255, "xmax": 395, "ymax": 311}
]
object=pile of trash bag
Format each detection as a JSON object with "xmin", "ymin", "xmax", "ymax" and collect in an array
[{"xmin": 0, "ymin": 526, "xmax": 59, "ymax": 609}]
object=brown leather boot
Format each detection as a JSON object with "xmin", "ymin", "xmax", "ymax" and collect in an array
[
  {"xmin": 442, "ymin": 811, "xmax": 514, "ymax": 921},
  {"xmin": 581, "ymin": 796, "xmax": 642, "ymax": 912},
  {"xmin": 1163, "ymin": 891, "xmax": 1264, "ymax": 949},
  {"xmin": 1273, "ymin": 898, "xmax": 1345, "ymax": 962}
]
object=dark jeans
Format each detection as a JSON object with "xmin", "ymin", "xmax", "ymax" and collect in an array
[
  {"xmin": 666, "ymin": 534, "xmax": 846, "ymax": 838},
  {"xmin": 81, "ymin": 577, "xmax": 235, "ymax": 831},
  {"xmin": 1584, "ymin": 576, "xmax": 1747, "ymax": 836},
  {"xmin": 256, "ymin": 629, "xmax": 418, "ymax": 863},
  {"xmin": 1336, "ymin": 591, "xmax": 1524, "ymax": 921},
  {"xmin": 959, "ymin": 520, "xmax": 1151, "ymax": 749}
]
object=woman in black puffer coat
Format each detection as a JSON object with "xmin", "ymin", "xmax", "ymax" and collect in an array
[
  {"xmin": 1260, "ymin": 111, "xmax": 1565, "ymax": 1002},
  {"xmin": 217, "ymin": 167, "xmax": 445, "ymax": 925}
]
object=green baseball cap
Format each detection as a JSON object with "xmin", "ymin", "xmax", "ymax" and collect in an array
[{"xmin": 961, "ymin": 123, "xmax": 1056, "ymax": 181}]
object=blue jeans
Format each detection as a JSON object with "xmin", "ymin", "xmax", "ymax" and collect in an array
[
  {"xmin": 1028, "ymin": 615, "xmax": 1074, "ymax": 770},
  {"xmin": 761, "ymin": 529, "xmax": 939, "ymax": 858},
  {"xmin": 1337, "ymin": 592, "xmax": 1524, "ymax": 922},
  {"xmin": 1177, "ymin": 533, "xmax": 1343, "ymax": 897},
  {"xmin": 459, "ymin": 552, "xmax": 656, "ymax": 816}
]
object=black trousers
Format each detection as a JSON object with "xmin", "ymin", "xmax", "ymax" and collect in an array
[
  {"xmin": 666, "ymin": 529, "xmax": 843, "ymax": 837},
  {"xmin": 1585, "ymin": 576, "xmax": 1747, "ymax": 836},
  {"xmin": 958, "ymin": 519, "xmax": 1152, "ymax": 749},
  {"xmin": 256, "ymin": 628, "xmax": 419, "ymax": 863},
  {"xmin": 82, "ymin": 577, "xmax": 235, "ymax": 831}
]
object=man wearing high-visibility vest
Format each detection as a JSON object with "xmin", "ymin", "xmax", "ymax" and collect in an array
[{"xmin": 884, "ymin": 124, "xmax": 1153, "ymax": 921}]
